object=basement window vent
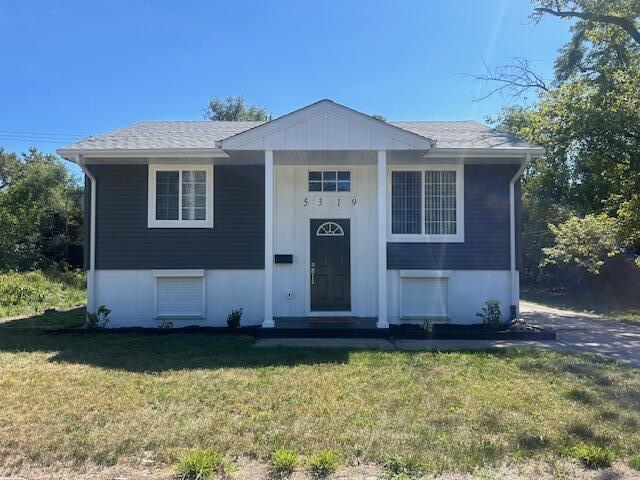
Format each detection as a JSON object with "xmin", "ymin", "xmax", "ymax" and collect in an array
[
  {"xmin": 400, "ymin": 277, "xmax": 448, "ymax": 319},
  {"xmin": 155, "ymin": 274, "xmax": 205, "ymax": 318}
]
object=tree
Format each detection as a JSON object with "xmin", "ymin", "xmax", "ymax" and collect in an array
[
  {"xmin": 541, "ymin": 213, "xmax": 622, "ymax": 275},
  {"xmin": 203, "ymin": 96, "xmax": 271, "ymax": 121},
  {"xmin": 0, "ymin": 148, "xmax": 83, "ymax": 270},
  {"xmin": 477, "ymin": 0, "xmax": 640, "ymax": 285}
]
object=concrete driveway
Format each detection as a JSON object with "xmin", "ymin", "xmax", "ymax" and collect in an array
[{"xmin": 520, "ymin": 301, "xmax": 640, "ymax": 369}]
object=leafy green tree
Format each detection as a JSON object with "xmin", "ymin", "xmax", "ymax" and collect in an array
[
  {"xmin": 541, "ymin": 213, "xmax": 623, "ymax": 275},
  {"xmin": 0, "ymin": 148, "xmax": 83, "ymax": 270},
  {"xmin": 203, "ymin": 96, "xmax": 271, "ymax": 121},
  {"xmin": 483, "ymin": 0, "xmax": 640, "ymax": 285}
]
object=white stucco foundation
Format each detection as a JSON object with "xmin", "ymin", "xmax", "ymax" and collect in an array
[
  {"xmin": 94, "ymin": 269, "xmax": 264, "ymax": 327},
  {"xmin": 387, "ymin": 269, "xmax": 513, "ymax": 325}
]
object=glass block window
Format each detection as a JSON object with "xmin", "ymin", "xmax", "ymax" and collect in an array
[
  {"xmin": 309, "ymin": 171, "xmax": 350, "ymax": 192},
  {"xmin": 391, "ymin": 171, "xmax": 421, "ymax": 234},
  {"xmin": 425, "ymin": 170, "xmax": 457, "ymax": 235}
]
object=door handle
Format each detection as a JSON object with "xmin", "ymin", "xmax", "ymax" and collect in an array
[{"xmin": 310, "ymin": 262, "xmax": 316, "ymax": 285}]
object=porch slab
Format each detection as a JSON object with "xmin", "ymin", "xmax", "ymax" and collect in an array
[{"xmin": 253, "ymin": 338, "xmax": 395, "ymax": 349}]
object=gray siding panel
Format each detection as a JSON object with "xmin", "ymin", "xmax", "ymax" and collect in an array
[
  {"xmin": 387, "ymin": 164, "xmax": 518, "ymax": 270},
  {"xmin": 92, "ymin": 164, "xmax": 264, "ymax": 269}
]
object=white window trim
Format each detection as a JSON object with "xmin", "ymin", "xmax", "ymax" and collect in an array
[
  {"xmin": 387, "ymin": 164, "xmax": 465, "ymax": 243},
  {"xmin": 148, "ymin": 163, "xmax": 214, "ymax": 228}
]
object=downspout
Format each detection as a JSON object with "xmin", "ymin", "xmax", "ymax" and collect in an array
[
  {"xmin": 76, "ymin": 154, "xmax": 96, "ymax": 314},
  {"xmin": 509, "ymin": 153, "xmax": 531, "ymax": 320}
]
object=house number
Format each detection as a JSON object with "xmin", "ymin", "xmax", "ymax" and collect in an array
[{"xmin": 302, "ymin": 197, "xmax": 357, "ymax": 207}]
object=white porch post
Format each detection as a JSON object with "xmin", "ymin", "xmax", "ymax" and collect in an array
[
  {"xmin": 377, "ymin": 150, "xmax": 389, "ymax": 328},
  {"xmin": 263, "ymin": 150, "xmax": 275, "ymax": 327}
]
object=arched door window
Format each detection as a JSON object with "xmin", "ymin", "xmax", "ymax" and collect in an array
[{"xmin": 316, "ymin": 221, "xmax": 344, "ymax": 236}]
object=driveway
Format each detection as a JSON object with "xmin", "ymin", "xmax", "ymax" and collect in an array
[{"xmin": 520, "ymin": 301, "xmax": 640, "ymax": 369}]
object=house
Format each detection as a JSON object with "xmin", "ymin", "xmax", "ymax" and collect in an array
[{"xmin": 57, "ymin": 99, "xmax": 544, "ymax": 328}]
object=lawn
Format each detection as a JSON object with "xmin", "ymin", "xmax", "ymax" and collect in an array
[
  {"xmin": 0, "ymin": 269, "xmax": 85, "ymax": 318},
  {"xmin": 0, "ymin": 310, "xmax": 639, "ymax": 476},
  {"xmin": 521, "ymin": 288, "xmax": 640, "ymax": 325}
]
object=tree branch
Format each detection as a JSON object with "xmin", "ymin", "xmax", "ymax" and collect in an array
[
  {"xmin": 534, "ymin": 7, "xmax": 640, "ymax": 46},
  {"xmin": 464, "ymin": 58, "xmax": 549, "ymax": 102}
]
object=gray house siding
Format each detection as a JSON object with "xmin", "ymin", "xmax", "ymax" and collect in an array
[
  {"xmin": 387, "ymin": 164, "xmax": 519, "ymax": 270},
  {"xmin": 89, "ymin": 164, "xmax": 264, "ymax": 269}
]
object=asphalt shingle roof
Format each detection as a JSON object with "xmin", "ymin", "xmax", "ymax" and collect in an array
[{"xmin": 60, "ymin": 119, "xmax": 538, "ymax": 152}]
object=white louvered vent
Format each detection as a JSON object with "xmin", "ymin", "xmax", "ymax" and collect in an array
[
  {"xmin": 400, "ymin": 277, "xmax": 448, "ymax": 318},
  {"xmin": 156, "ymin": 277, "xmax": 204, "ymax": 317}
]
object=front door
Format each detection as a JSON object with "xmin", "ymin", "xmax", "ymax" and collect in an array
[{"xmin": 310, "ymin": 219, "xmax": 351, "ymax": 311}]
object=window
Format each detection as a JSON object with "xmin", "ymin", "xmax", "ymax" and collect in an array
[
  {"xmin": 390, "ymin": 166, "xmax": 464, "ymax": 241},
  {"xmin": 309, "ymin": 171, "xmax": 350, "ymax": 192},
  {"xmin": 148, "ymin": 164, "xmax": 213, "ymax": 228},
  {"xmin": 154, "ymin": 270, "xmax": 205, "ymax": 318}
]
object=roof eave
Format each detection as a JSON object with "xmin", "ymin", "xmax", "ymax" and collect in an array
[
  {"xmin": 424, "ymin": 147, "xmax": 545, "ymax": 158},
  {"xmin": 56, "ymin": 148, "xmax": 230, "ymax": 161}
]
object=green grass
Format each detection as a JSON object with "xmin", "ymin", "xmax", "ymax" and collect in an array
[
  {"xmin": 0, "ymin": 269, "xmax": 85, "ymax": 318},
  {"xmin": 629, "ymin": 453, "xmax": 640, "ymax": 470},
  {"xmin": 307, "ymin": 450, "xmax": 341, "ymax": 477},
  {"xmin": 269, "ymin": 448, "xmax": 299, "ymax": 477},
  {"xmin": 0, "ymin": 310, "xmax": 639, "ymax": 474},
  {"xmin": 568, "ymin": 443, "xmax": 615, "ymax": 469},
  {"xmin": 521, "ymin": 288, "xmax": 640, "ymax": 325},
  {"xmin": 175, "ymin": 449, "xmax": 229, "ymax": 479}
]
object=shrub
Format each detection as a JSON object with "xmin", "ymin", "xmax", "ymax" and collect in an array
[
  {"xmin": 85, "ymin": 304, "xmax": 111, "ymax": 328},
  {"xmin": 476, "ymin": 300, "xmax": 502, "ymax": 327},
  {"xmin": 307, "ymin": 449, "xmax": 341, "ymax": 477},
  {"xmin": 569, "ymin": 443, "xmax": 615, "ymax": 469},
  {"xmin": 175, "ymin": 449, "xmax": 226, "ymax": 480},
  {"xmin": 270, "ymin": 447, "xmax": 299, "ymax": 477},
  {"xmin": 629, "ymin": 454, "xmax": 640, "ymax": 471},
  {"xmin": 226, "ymin": 308, "xmax": 243, "ymax": 328},
  {"xmin": 382, "ymin": 454, "xmax": 425, "ymax": 479}
]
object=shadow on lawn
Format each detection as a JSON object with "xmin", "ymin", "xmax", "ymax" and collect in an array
[{"xmin": 0, "ymin": 308, "xmax": 355, "ymax": 372}]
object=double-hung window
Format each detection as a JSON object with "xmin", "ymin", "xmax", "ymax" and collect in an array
[
  {"xmin": 390, "ymin": 166, "xmax": 464, "ymax": 242},
  {"xmin": 148, "ymin": 164, "xmax": 214, "ymax": 228}
]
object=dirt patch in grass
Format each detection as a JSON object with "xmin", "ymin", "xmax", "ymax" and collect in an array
[
  {"xmin": 3, "ymin": 458, "xmax": 640, "ymax": 479},
  {"xmin": 0, "ymin": 311, "xmax": 639, "ymax": 475}
]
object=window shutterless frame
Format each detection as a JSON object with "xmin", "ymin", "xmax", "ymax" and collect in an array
[
  {"xmin": 148, "ymin": 163, "xmax": 214, "ymax": 228},
  {"xmin": 386, "ymin": 164, "xmax": 464, "ymax": 243}
]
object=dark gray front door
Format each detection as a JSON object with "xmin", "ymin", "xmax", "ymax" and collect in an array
[{"xmin": 310, "ymin": 219, "xmax": 351, "ymax": 311}]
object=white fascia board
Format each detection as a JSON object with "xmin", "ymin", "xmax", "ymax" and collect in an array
[
  {"xmin": 425, "ymin": 147, "xmax": 545, "ymax": 159},
  {"xmin": 57, "ymin": 148, "xmax": 229, "ymax": 161},
  {"xmin": 220, "ymin": 99, "xmax": 434, "ymax": 151}
]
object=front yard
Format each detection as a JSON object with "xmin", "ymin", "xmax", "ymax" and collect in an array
[{"xmin": 1, "ymin": 310, "xmax": 639, "ymax": 478}]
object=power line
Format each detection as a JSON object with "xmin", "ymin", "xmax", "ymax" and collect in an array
[{"xmin": 0, "ymin": 130, "xmax": 89, "ymax": 138}]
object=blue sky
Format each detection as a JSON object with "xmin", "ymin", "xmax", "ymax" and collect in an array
[{"xmin": 0, "ymin": 0, "xmax": 570, "ymax": 177}]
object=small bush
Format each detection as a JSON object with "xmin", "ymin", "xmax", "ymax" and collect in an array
[
  {"xmin": 382, "ymin": 454, "xmax": 425, "ymax": 479},
  {"xmin": 569, "ymin": 443, "xmax": 615, "ymax": 469},
  {"xmin": 85, "ymin": 304, "xmax": 111, "ymax": 328},
  {"xmin": 270, "ymin": 447, "xmax": 299, "ymax": 477},
  {"xmin": 175, "ymin": 449, "xmax": 226, "ymax": 479},
  {"xmin": 307, "ymin": 449, "xmax": 341, "ymax": 477},
  {"xmin": 227, "ymin": 308, "xmax": 243, "ymax": 328},
  {"xmin": 476, "ymin": 299, "xmax": 502, "ymax": 327},
  {"xmin": 628, "ymin": 454, "xmax": 640, "ymax": 471}
]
